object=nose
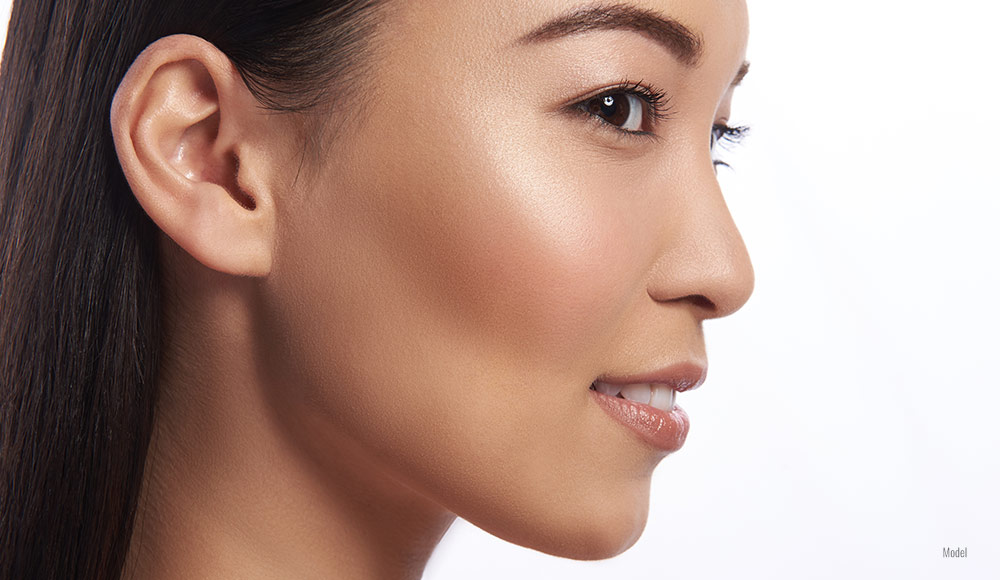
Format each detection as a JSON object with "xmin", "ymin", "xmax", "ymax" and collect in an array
[{"xmin": 645, "ymin": 166, "xmax": 755, "ymax": 320}]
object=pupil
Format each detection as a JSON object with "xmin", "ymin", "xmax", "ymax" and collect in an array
[
  {"xmin": 589, "ymin": 93, "xmax": 630, "ymax": 128},
  {"xmin": 600, "ymin": 95, "xmax": 618, "ymax": 119}
]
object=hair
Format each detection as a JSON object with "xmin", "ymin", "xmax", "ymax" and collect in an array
[{"xmin": 0, "ymin": 1, "xmax": 385, "ymax": 578}]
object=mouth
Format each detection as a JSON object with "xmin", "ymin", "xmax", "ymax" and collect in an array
[
  {"xmin": 589, "ymin": 381, "xmax": 676, "ymax": 412},
  {"xmin": 588, "ymin": 362, "xmax": 705, "ymax": 454}
]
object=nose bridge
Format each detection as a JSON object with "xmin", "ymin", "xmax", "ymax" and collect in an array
[{"xmin": 645, "ymin": 163, "xmax": 755, "ymax": 320}]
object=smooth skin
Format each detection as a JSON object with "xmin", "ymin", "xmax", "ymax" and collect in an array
[{"xmin": 112, "ymin": 1, "xmax": 753, "ymax": 578}]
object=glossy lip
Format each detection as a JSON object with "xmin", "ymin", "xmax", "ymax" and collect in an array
[
  {"xmin": 594, "ymin": 361, "xmax": 707, "ymax": 393},
  {"xmin": 590, "ymin": 362, "xmax": 706, "ymax": 454},
  {"xmin": 590, "ymin": 390, "xmax": 690, "ymax": 454}
]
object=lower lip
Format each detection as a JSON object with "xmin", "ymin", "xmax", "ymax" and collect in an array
[{"xmin": 590, "ymin": 388, "xmax": 690, "ymax": 454}]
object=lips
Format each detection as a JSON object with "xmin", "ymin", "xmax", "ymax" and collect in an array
[
  {"xmin": 590, "ymin": 361, "xmax": 706, "ymax": 412},
  {"xmin": 589, "ymin": 362, "xmax": 705, "ymax": 454},
  {"xmin": 591, "ymin": 381, "xmax": 676, "ymax": 412},
  {"xmin": 593, "ymin": 361, "xmax": 707, "ymax": 393}
]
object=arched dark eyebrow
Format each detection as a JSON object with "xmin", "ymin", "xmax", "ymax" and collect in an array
[{"xmin": 517, "ymin": 3, "xmax": 704, "ymax": 67}]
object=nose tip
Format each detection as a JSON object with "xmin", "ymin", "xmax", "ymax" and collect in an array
[
  {"xmin": 698, "ymin": 238, "xmax": 755, "ymax": 319},
  {"xmin": 646, "ymin": 203, "xmax": 755, "ymax": 320}
]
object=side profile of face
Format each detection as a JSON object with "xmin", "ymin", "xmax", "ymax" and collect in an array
[{"xmin": 248, "ymin": 0, "xmax": 753, "ymax": 559}]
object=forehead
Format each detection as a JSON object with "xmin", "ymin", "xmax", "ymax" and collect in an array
[
  {"xmin": 387, "ymin": 1, "xmax": 746, "ymax": 54},
  {"xmin": 381, "ymin": 0, "xmax": 749, "ymax": 88}
]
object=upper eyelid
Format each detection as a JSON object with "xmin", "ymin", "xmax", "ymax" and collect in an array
[
  {"xmin": 571, "ymin": 81, "xmax": 672, "ymax": 118},
  {"xmin": 561, "ymin": 83, "xmax": 748, "ymax": 151},
  {"xmin": 564, "ymin": 81, "xmax": 672, "ymax": 142}
]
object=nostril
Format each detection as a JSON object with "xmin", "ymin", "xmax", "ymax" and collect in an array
[
  {"xmin": 686, "ymin": 294, "xmax": 715, "ymax": 312},
  {"xmin": 653, "ymin": 292, "xmax": 715, "ymax": 313}
]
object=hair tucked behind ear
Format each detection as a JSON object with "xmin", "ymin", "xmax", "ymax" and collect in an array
[{"xmin": 0, "ymin": 1, "xmax": 384, "ymax": 578}]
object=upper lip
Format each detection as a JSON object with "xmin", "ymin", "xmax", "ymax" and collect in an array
[{"xmin": 594, "ymin": 361, "xmax": 707, "ymax": 393}]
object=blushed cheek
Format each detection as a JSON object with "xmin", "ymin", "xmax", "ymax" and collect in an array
[{"xmin": 369, "ymin": 141, "xmax": 646, "ymax": 370}]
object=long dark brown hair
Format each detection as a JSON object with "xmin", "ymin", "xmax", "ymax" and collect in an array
[{"xmin": 0, "ymin": 1, "xmax": 384, "ymax": 577}]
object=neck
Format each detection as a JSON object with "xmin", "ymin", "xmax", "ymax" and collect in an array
[{"xmin": 125, "ymin": 255, "xmax": 455, "ymax": 580}]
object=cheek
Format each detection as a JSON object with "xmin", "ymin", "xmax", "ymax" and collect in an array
[
  {"xmin": 336, "ymin": 138, "xmax": 657, "ymax": 553},
  {"xmin": 259, "ymin": 76, "xmax": 665, "ymax": 559},
  {"xmin": 373, "ymin": 145, "xmax": 643, "ymax": 368}
]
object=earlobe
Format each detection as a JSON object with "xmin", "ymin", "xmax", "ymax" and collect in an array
[{"xmin": 110, "ymin": 35, "xmax": 273, "ymax": 277}]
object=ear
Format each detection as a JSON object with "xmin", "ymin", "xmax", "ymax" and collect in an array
[{"xmin": 110, "ymin": 34, "xmax": 275, "ymax": 277}]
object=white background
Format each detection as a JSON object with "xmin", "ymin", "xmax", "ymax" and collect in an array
[{"xmin": 3, "ymin": 1, "xmax": 997, "ymax": 578}]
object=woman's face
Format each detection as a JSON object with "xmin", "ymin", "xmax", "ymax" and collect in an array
[{"xmin": 259, "ymin": 0, "xmax": 752, "ymax": 559}]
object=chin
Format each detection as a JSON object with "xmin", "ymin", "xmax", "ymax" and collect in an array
[
  {"xmin": 467, "ymin": 477, "xmax": 652, "ymax": 561},
  {"xmin": 547, "ymin": 521, "xmax": 646, "ymax": 561}
]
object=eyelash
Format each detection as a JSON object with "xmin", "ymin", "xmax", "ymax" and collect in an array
[
  {"xmin": 711, "ymin": 123, "xmax": 749, "ymax": 168},
  {"xmin": 570, "ymin": 81, "xmax": 750, "ymax": 161},
  {"xmin": 570, "ymin": 79, "xmax": 673, "ymax": 141}
]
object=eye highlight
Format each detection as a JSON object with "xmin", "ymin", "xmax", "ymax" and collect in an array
[{"xmin": 571, "ymin": 80, "xmax": 673, "ymax": 137}]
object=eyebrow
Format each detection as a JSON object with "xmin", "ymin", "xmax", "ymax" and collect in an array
[
  {"xmin": 732, "ymin": 61, "xmax": 750, "ymax": 87},
  {"xmin": 518, "ymin": 3, "xmax": 704, "ymax": 67}
]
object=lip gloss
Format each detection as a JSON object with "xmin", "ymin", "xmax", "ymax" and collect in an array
[{"xmin": 590, "ymin": 389, "xmax": 690, "ymax": 454}]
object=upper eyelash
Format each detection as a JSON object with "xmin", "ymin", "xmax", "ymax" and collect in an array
[
  {"xmin": 610, "ymin": 79, "xmax": 674, "ymax": 124},
  {"xmin": 570, "ymin": 79, "xmax": 674, "ymax": 138},
  {"xmin": 712, "ymin": 123, "xmax": 749, "ymax": 148},
  {"xmin": 712, "ymin": 123, "xmax": 749, "ymax": 168}
]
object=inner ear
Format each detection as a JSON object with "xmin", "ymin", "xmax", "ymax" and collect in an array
[
  {"xmin": 171, "ymin": 108, "xmax": 219, "ymax": 181},
  {"xmin": 174, "ymin": 109, "xmax": 256, "ymax": 211},
  {"xmin": 227, "ymin": 154, "xmax": 256, "ymax": 210}
]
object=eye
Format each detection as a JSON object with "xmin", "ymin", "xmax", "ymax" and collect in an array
[
  {"xmin": 711, "ymin": 123, "xmax": 749, "ymax": 167},
  {"xmin": 584, "ymin": 92, "xmax": 645, "ymax": 132},
  {"xmin": 572, "ymin": 81, "xmax": 672, "ymax": 136}
]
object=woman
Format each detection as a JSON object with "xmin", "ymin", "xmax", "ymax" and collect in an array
[{"xmin": 0, "ymin": 0, "xmax": 753, "ymax": 578}]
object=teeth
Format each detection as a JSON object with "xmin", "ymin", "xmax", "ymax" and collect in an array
[
  {"xmin": 593, "ymin": 381, "xmax": 622, "ymax": 397},
  {"xmin": 620, "ymin": 384, "xmax": 652, "ymax": 404},
  {"xmin": 649, "ymin": 384, "xmax": 676, "ymax": 412},
  {"xmin": 594, "ymin": 381, "xmax": 676, "ymax": 412}
]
